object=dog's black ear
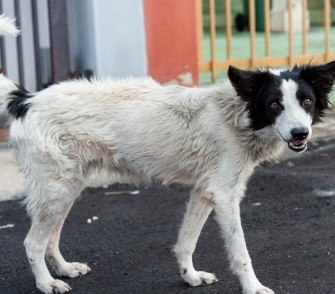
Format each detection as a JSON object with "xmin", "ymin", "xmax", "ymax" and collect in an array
[
  {"xmin": 300, "ymin": 60, "xmax": 335, "ymax": 94},
  {"xmin": 299, "ymin": 60, "xmax": 335, "ymax": 123},
  {"xmin": 228, "ymin": 66, "xmax": 274, "ymax": 101}
]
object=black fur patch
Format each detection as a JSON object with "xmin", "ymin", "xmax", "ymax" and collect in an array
[
  {"xmin": 228, "ymin": 66, "xmax": 283, "ymax": 130},
  {"xmin": 299, "ymin": 61, "xmax": 335, "ymax": 123},
  {"xmin": 7, "ymin": 85, "xmax": 33, "ymax": 119}
]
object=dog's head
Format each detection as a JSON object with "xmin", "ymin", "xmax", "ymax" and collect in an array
[{"xmin": 228, "ymin": 61, "xmax": 335, "ymax": 153}]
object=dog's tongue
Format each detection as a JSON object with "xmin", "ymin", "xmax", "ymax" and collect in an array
[
  {"xmin": 293, "ymin": 141, "xmax": 303, "ymax": 146},
  {"xmin": 293, "ymin": 141, "xmax": 304, "ymax": 146}
]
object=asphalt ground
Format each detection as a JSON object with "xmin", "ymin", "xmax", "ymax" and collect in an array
[{"xmin": 0, "ymin": 139, "xmax": 335, "ymax": 294}]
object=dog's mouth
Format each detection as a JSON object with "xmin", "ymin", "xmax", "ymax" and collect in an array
[{"xmin": 288, "ymin": 139, "xmax": 307, "ymax": 152}]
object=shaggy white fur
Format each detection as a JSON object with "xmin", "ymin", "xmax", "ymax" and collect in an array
[
  {"xmin": 1, "ymin": 13, "xmax": 333, "ymax": 294},
  {"xmin": 1, "ymin": 74, "xmax": 285, "ymax": 294},
  {"xmin": 0, "ymin": 14, "xmax": 20, "ymax": 36}
]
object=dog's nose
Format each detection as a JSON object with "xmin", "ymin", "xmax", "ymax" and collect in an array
[{"xmin": 291, "ymin": 127, "xmax": 309, "ymax": 140}]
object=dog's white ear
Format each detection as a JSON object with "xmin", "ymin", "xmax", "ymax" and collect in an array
[{"xmin": 228, "ymin": 66, "xmax": 274, "ymax": 101}]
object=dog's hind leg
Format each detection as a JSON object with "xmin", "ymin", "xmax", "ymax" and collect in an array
[
  {"xmin": 174, "ymin": 190, "xmax": 218, "ymax": 286},
  {"xmin": 23, "ymin": 173, "xmax": 84, "ymax": 294},
  {"xmin": 46, "ymin": 200, "xmax": 91, "ymax": 278}
]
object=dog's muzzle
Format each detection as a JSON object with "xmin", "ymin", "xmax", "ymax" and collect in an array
[{"xmin": 288, "ymin": 127, "xmax": 309, "ymax": 152}]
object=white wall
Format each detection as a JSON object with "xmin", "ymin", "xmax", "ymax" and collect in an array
[
  {"xmin": 36, "ymin": 0, "xmax": 51, "ymax": 86},
  {"xmin": 36, "ymin": 0, "xmax": 50, "ymax": 48},
  {"xmin": 67, "ymin": 0, "xmax": 147, "ymax": 79},
  {"xmin": 67, "ymin": 0, "xmax": 96, "ymax": 74},
  {"xmin": 19, "ymin": 0, "xmax": 37, "ymax": 91}
]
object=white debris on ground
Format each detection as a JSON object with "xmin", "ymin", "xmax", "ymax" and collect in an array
[
  {"xmin": 105, "ymin": 190, "xmax": 140, "ymax": 195},
  {"xmin": 0, "ymin": 223, "xmax": 14, "ymax": 229},
  {"xmin": 87, "ymin": 216, "xmax": 99, "ymax": 224},
  {"xmin": 252, "ymin": 202, "xmax": 262, "ymax": 206}
]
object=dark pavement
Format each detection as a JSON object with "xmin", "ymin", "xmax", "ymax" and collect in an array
[{"xmin": 0, "ymin": 139, "xmax": 334, "ymax": 294}]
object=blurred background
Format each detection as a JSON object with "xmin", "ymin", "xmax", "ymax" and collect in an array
[{"xmin": 0, "ymin": 0, "xmax": 335, "ymax": 133}]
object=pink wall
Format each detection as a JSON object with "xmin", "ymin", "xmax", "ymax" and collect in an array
[{"xmin": 143, "ymin": 0, "xmax": 199, "ymax": 86}]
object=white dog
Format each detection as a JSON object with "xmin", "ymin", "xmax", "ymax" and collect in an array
[{"xmin": 1, "ymin": 15, "xmax": 334, "ymax": 294}]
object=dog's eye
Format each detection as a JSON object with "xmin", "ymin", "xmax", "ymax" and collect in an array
[
  {"xmin": 270, "ymin": 102, "xmax": 279, "ymax": 109},
  {"xmin": 303, "ymin": 98, "xmax": 312, "ymax": 106}
]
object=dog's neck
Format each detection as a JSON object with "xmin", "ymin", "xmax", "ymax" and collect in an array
[
  {"xmin": 205, "ymin": 81, "xmax": 285, "ymax": 163},
  {"xmin": 164, "ymin": 81, "xmax": 285, "ymax": 164}
]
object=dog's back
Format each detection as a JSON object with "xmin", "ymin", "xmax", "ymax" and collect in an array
[{"xmin": 7, "ymin": 77, "xmax": 236, "ymax": 190}]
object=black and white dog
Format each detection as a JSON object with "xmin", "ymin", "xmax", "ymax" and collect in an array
[{"xmin": 0, "ymin": 15, "xmax": 334, "ymax": 294}]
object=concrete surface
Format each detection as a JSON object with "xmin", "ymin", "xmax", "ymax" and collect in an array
[
  {"xmin": 0, "ymin": 147, "xmax": 25, "ymax": 201},
  {"xmin": 312, "ymin": 108, "xmax": 335, "ymax": 142},
  {"xmin": 0, "ymin": 138, "xmax": 334, "ymax": 294}
]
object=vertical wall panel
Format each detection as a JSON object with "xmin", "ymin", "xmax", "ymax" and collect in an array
[
  {"xmin": 143, "ymin": 0, "xmax": 198, "ymax": 85},
  {"xmin": 48, "ymin": 0, "xmax": 70, "ymax": 83},
  {"xmin": 36, "ymin": 0, "xmax": 51, "ymax": 86},
  {"xmin": 19, "ymin": 0, "xmax": 37, "ymax": 91},
  {"xmin": 67, "ymin": 0, "xmax": 96, "ymax": 75},
  {"xmin": 67, "ymin": 0, "xmax": 147, "ymax": 79},
  {"xmin": 92, "ymin": 0, "xmax": 147, "ymax": 78},
  {"xmin": 1, "ymin": 0, "xmax": 19, "ymax": 83}
]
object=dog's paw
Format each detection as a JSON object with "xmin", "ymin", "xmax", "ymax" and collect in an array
[
  {"xmin": 56, "ymin": 262, "xmax": 91, "ymax": 278},
  {"xmin": 182, "ymin": 270, "xmax": 218, "ymax": 287},
  {"xmin": 255, "ymin": 287, "xmax": 275, "ymax": 294},
  {"xmin": 244, "ymin": 285, "xmax": 275, "ymax": 294},
  {"xmin": 37, "ymin": 279, "xmax": 72, "ymax": 294}
]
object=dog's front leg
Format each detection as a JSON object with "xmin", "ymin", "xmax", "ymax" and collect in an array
[
  {"xmin": 213, "ymin": 195, "xmax": 274, "ymax": 294},
  {"xmin": 174, "ymin": 190, "xmax": 218, "ymax": 286}
]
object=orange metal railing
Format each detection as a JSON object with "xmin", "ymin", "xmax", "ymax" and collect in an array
[{"xmin": 196, "ymin": 0, "xmax": 335, "ymax": 83}]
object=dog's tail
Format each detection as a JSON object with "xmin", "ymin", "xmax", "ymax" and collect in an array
[
  {"xmin": 0, "ymin": 14, "xmax": 20, "ymax": 36},
  {"xmin": 0, "ymin": 74, "xmax": 19, "ymax": 114},
  {"xmin": 0, "ymin": 14, "xmax": 20, "ymax": 114}
]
